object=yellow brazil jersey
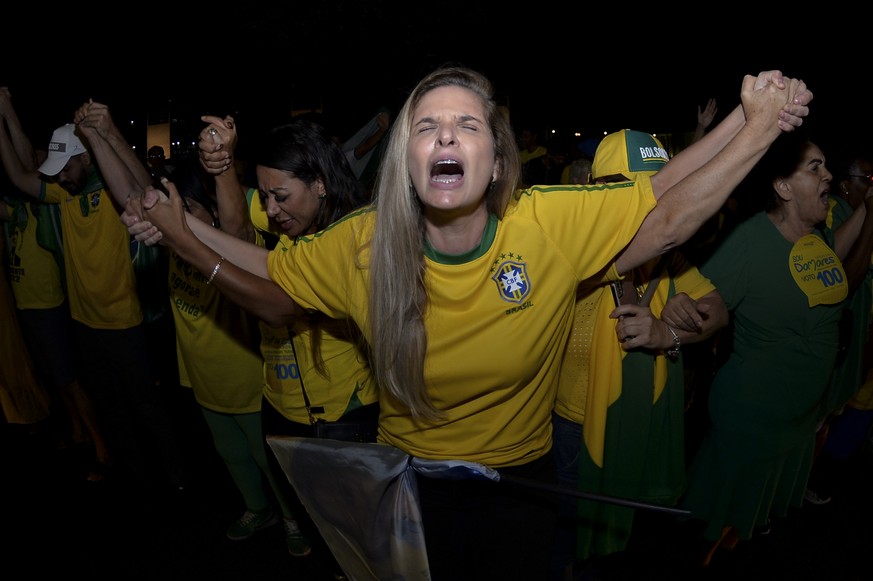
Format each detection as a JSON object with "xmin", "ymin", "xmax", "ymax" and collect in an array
[
  {"xmin": 169, "ymin": 250, "xmax": 263, "ymax": 414},
  {"xmin": 5, "ymin": 203, "xmax": 65, "ymax": 310},
  {"xmin": 41, "ymin": 182, "xmax": 141, "ymax": 329},
  {"xmin": 248, "ymin": 189, "xmax": 378, "ymax": 424},
  {"xmin": 267, "ymin": 179, "xmax": 656, "ymax": 468}
]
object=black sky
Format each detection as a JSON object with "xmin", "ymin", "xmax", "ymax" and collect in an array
[{"xmin": 0, "ymin": 5, "xmax": 862, "ymax": 156}]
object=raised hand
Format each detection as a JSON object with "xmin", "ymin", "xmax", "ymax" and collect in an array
[
  {"xmin": 74, "ymin": 100, "xmax": 115, "ymax": 139},
  {"xmin": 697, "ymin": 98, "xmax": 718, "ymax": 131},
  {"xmin": 748, "ymin": 71, "xmax": 812, "ymax": 133},
  {"xmin": 778, "ymin": 78, "xmax": 811, "ymax": 132},
  {"xmin": 199, "ymin": 114, "xmax": 237, "ymax": 175}
]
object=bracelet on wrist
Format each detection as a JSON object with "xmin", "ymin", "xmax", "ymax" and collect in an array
[
  {"xmin": 206, "ymin": 256, "xmax": 226, "ymax": 285},
  {"xmin": 665, "ymin": 325, "xmax": 681, "ymax": 359}
]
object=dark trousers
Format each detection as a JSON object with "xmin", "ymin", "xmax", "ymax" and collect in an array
[
  {"xmin": 417, "ymin": 451, "xmax": 559, "ymax": 581},
  {"xmin": 73, "ymin": 321, "xmax": 184, "ymax": 488}
]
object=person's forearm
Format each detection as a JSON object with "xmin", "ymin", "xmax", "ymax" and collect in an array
[
  {"xmin": 214, "ymin": 168, "xmax": 254, "ymax": 242},
  {"xmin": 212, "ymin": 259, "xmax": 304, "ymax": 327},
  {"xmin": 0, "ymin": 118, "xmax": 40, "ymax": 198},
  {"xmin": 833, "ymin": 202, "xmax": 867, "ymax": 261},
  {"xmin": 175, "ymin": 217, "xmax": 302, "ymax": 325},
  {"xmin": 86, "ymin": 133, "xmax": 145, "ymax": 207},
  {"xmin": 3, "ymin": 106, "xmax": 36, "ymax": 170},
  {"xmin": 104, "ymin": 124, "xmax": 153, "ymax": 189},
  {"xmin": 186, "ymin": 215, "xmax": 271, "ymax": 279},
  {"xmin": 839, "ymin": 198, "xmax": 873, "ymax": 294},
  {"xmin": 616, "ymin": 122, "xmax": 776, "ymax": 274},
  {"xmin": 653, "ymin": 105, "xmax": 744, "ymax": 196}
]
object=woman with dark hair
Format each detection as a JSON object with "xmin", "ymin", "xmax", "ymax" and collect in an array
[
  {"xmin": 193, "ymin": 116, "xmax": 378, "ymax": 577},
  {"xmin": 681, "ymin": 131, "xmax": 873, "ymax": 565}
]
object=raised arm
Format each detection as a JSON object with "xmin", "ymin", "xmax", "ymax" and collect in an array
[
  {"xmin": 0, "ymin": 88, "xmax": 38, "ymax": 170},
  {"xmin": 615, "ymin": 72, "xmax": 811, "ymax": 274},
  {"xmin": 74, "ymin": 100, "xmax": 151, "ymax": 207},
  {"xmin": 198, "ymin": 115, "xmax": 254, "ymax": 242},
  {"xmin": 0, "ymin": 90, "xmax": 44, "ymax": 198},
  {"xmin": 691, "ymin": 98, "xmax": 718, "ymax": 145},
  {"xmin": 652, "ymin": 72, "xmax": 808, "ymax": 197}
]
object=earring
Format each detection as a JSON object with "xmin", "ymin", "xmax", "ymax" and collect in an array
[
  {"xmin": 489, "ymin": 180, "xmax": 496, "ymax": 191},
  {"xmin": 318, "ymin": 192, "xmax": 326, "ymax": 199}
]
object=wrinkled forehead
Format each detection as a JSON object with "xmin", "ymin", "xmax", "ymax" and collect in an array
[{"xmin": 413, "ymin": 85, "xmax": 488, "ymax": 123}]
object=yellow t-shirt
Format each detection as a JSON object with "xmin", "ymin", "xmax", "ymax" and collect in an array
[
  {"xmin": 248, "ymin": 189, "xmax": 378, "ymax": 423},
  {"xmin": 169, "ymin": 250, "xmax": 263, "ymax": 413},
  {"xmin": 42, "ymin": 182, "xmax": 141, "ymax": 329},
  {"xmin": 267, "ymin": 180, "xmax": 656, "ymax": 468},
  {"xmin": 4, "ymin": 202, "xmax": 64, "ymax": 309}
]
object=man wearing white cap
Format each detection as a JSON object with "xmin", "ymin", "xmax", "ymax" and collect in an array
[{"xmin": 0, "ymin": 90, "xmax": 185, "ymax": 493}]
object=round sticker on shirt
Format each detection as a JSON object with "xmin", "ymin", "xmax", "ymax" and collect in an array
[{"xmin": 789, "ymin": 234, "xmax": 848, "ymax": 307}]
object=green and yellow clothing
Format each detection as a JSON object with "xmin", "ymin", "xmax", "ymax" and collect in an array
[
  {"xmin": 555, "ymin": 251, "xmax": 715, "ymax": 558},
  {"xmin": 41, "ymin": 179, "xmax": 141, "ymax": 329},
  {"xmin": 169, "ymin": 251, "xmax": 263, "ymax": 413},
  {"xmin": 3, "ymin": 198, "xmax": 65, "ymax": 309},
  {"xmin": 821, "ymin": 195, "xmax": 873, "ymax": 413},
  {"xmin": 248, "ymin": 189, "xmax": 378, "ymax": 424}
]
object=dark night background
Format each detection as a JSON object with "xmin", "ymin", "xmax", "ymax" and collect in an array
[{"xmin": 0, "ymin": 4, "xmax": 861, "ymax": 160}]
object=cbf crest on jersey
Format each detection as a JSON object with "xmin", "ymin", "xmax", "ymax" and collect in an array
[{"xmin": 492, "ymin": 260, "xmax": 530, "ymax": 304}]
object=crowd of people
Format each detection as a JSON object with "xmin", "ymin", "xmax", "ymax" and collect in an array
[{"xmin": 3, "ymin": 63, "xmax": 872, "ymax": 581}]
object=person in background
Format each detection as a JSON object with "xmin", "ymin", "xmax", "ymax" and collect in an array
[
  {"xmin": 200, "ymin": 116, "xmax": 379, "ymax": 578},
  {"xmin": 518, "ymin": 124, "xmax": 548, "ymax": 186},
  {"xmin": 680, "ymin": 131, "xmax": 873, "ymax": 567},
  {"xmin": 550, "ymin": 129, "xmax": 729, "ymax": 580},
  {"xmin": 0, "ymin": 139, "xmax": 111, "ymax": 481},
  {"xmin": 691, "ymin": 98, "xmax": 718, "ymax": 145},
  {"xmin": 124, "ymin": 65, "xmax": 810, "ymax": 580},
  {"xmin": 197, "ymin": 114, "xmax": 378, "ymax": 578},
  {"xmin": 78, "ymin": 106, "xmax": 321, "ymax": 559},
  {"xmin": 561, "ymin": 137, "xmax": 599, "ymax": 185},
  {"xmin": 804, "ymin": 152, "xmax": 873, "ymax": 505},
  {"xmin": 146, "ymin": 145, "xmax": 175, "ymax": 179},
  {"xmin": 0, "ymin": 200, "xmax": 52, "ymax": 431},
  {"xmin": 0, "ymin": 90, "xmax": 186, "ymax": 494}
]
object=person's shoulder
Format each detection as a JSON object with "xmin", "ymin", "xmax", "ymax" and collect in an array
[
  {"xmin": 41, "ymin": 181, "xmax": 66, "ymax": 202},
  {"xmin": 304, "ymin": 203, "xmax": 375, "ymax": 242}
]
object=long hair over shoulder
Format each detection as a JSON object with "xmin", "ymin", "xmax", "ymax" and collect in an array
[{"xmin": 367, "ymin": 65, "xmax": 521, "ymax": 419}]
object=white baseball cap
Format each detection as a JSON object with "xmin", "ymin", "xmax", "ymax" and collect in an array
[{"xmin": 39, "ymin": 123, "xmax": 86, "ymax": 176}]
